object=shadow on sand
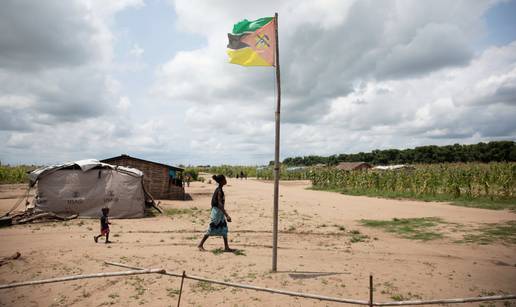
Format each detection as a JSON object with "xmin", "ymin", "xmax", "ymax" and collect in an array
[{"xmin": 275, "ymin": 271, "xmax": 350, "ymax": 279}]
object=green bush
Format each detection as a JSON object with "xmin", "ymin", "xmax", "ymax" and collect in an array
[{"xmin": 184, "ymin": 167, "xmax": 199, "ymax": 181}]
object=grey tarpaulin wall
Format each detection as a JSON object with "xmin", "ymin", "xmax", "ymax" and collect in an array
[{"xmin": 30, "ymin": 159, "xmax": 148, "ymax": 218}]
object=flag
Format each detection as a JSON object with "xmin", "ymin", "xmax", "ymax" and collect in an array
[{"xmin": 227, "ymin": 17, "xmax": 276, "ymax": 66}]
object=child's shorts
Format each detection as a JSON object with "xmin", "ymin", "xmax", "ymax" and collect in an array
[{"xmin": 101, "ymin": 227, "xmax": 110, "ymax": 235}]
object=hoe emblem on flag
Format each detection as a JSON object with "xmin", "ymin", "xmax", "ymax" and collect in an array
[
  {"xmin": 255, "ymin": 34, "xmax": 270, "ymax": 48},
  {"xmin": 227, "ymin": 16, "xmax": 276, "ymax": 66}
]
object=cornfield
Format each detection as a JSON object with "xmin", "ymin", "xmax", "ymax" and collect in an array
[
  {"xmin": 310, "ymin": 163, "xmax": 516, "ymax": 200},
  {"xmin": 199, "ymin": 165, "xmax": 258, "ymax": 178},
  {"xmin": 256, "ymin": 166, "xmax": 313, "ymax": 180},
  {"xmin": 0, "ymin": 165, "xmax": 31, "ymax": 184}
]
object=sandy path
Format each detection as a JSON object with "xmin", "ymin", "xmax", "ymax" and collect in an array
[{"xmin": 0, "ymin": 179, "xmax": 515, "ymax": 306}]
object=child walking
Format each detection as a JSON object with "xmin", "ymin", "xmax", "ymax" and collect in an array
[{"xmin": 94, "ymin": 207, "xmax": 112, "ymax": 244}]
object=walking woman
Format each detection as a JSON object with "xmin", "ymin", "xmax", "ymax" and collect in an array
[{"xmin": 198, "ymin": 174, "xmax": 233, "ymax": 251}]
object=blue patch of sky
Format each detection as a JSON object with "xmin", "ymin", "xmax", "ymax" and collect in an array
[
  {"xmin": 483, "ymin": 0, "xmax": 516, "ymax": 46},
  {"xmin": 112, "ymin": 0, "xmax": 205, "ymax": 113},
  {"xmin": 114, "ymin": 0, "xmax": 205, "ymax": 67}
]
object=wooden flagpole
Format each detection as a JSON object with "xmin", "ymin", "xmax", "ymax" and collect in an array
[{"xmin": 272, "ymin": 12, "xmax": 281, "ymax": 272}]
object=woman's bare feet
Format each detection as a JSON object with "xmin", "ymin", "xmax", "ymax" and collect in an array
[{"xmin": 198, "ymin": 246, "xmax": 206, "ymax": 251}]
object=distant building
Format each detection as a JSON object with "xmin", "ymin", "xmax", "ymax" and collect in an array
[
  {"xmin": 101, "ymin": 154, "xmax": 185, "ymax": 200},
  {"xmin": 335, "ymin": 162, "xmax": 372, "ymax": 171},
  {"xmin": 286, "ymin": 166, "xmax": 306, "ymax": 171},
  {"xmin": 373, "ymin": 164, "xmax": 415, "ymax": 171}
]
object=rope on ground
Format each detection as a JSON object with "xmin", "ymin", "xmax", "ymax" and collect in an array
[{"xmin": 0, "ymin": 268, "xmax": 165, "ymax": 290}]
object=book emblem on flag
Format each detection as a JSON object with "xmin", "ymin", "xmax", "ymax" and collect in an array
[{"xmin": 226, "ymin": 16, "xmax": 276, "ymax": 66}]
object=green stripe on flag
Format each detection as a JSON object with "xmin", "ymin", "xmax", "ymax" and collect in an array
[{"xmin": 232, "ymin": 17, "xmax": 273, "ymax": 35}]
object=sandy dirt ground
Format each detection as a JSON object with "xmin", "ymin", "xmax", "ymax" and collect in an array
[{"xmin": 0, "ymin": 178, "xmax": 515, "ymax": 306}]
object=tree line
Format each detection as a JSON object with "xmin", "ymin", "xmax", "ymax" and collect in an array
[{"xmin": 281, "ymin": 141, "xmax": 516, "ymax": 166}]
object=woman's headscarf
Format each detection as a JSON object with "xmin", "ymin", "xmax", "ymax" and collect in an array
[{"xmin": 212, "ymin": 174, "xmax": 226, "ymax": 184}]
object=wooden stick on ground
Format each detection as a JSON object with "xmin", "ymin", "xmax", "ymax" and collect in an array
[
  {"xmin": 177, "ymin": 270, "xmax": 186, "ymax": 307},
  {"xmin": 0, "ymin": 252, "xmax": 21, "ymax": 266},
  {"xmin": 105, "ymin": 261, "xmax": 516, "ymax": 306},
  {"xmin": 104, "ymin": 261, "xmax": 370, "ymax": 305},
  {"xmin": 15, "ymin": 213, "xmax": 78, "ymax": 225},
  {"xmin": 374, "ymin": 295, "xmax": 516, "ymax": 306},
  {"xmin": 0, "ymin": 268, "xmax": 165, "ymax": 290}
]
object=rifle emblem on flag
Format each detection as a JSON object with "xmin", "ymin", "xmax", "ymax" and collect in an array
[{"xmin": 255, "ymin": 34, "xmax": 270, "ymax": 48}]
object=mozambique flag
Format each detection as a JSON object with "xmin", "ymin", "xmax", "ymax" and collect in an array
[{"xmin": 227, "ymin": 17, "xmax": 276, "ymax": 66}]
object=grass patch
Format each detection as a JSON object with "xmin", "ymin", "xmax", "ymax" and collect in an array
[
  {"xmin": 212, "ymin": 248, "xmax": 246, "ymax": 256},
  {"xmin": 459, "ymin": 221, "xmax": 516, "ymax": 245},
  {"xmin": 145, "ymin": 209, "xmax": 158, "ymax": 217},
  {"xmin": 391, "ymin": 292, "xmax": 422, "ymax": 301},
  {"xmin": 129, "ymin": 276, "xmax": 146, "ymax": 299},
  {"xmin": 287, "ymin": 225, "xmax": 296, "ymax": 231},
  {"xmin": 191, "ymin": 281, "xmax": 219, "ymax": 293},
  {"xmin": 360, "ymin": 217, "xmax": 444, "ymax": 241},
  {"xmin": 166, "ymin": 288, "xmax": 180, "ymax": 297},
  {"xmin": 164, "ymin": 207, "xmax": 203, "ymax": 217},
  {"xmin": 211, "ymin": 248, "xmax": 225, "ymax": 255},
  {"xmin": 348, "ymin": 229, "xmax": 370, "ymax": 243},
  {"xmin": 233, "ymin": 249, "xmax": 246, "ymax": 256},
  {"xmin": 447, "ymin": 198, "xmax": 516, "ymax": 211}
]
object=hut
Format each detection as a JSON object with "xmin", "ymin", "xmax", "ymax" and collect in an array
[
  {"xmin": 335, "ymin": 162, "xmax": 372, "ymax": 171},
  {"xmin": 101, "ymin": 154, "xmax": 185, "ymax": 200},
  {"xmin": 29, "ymin": 159, "xmax": 150, "ymax": 218}
]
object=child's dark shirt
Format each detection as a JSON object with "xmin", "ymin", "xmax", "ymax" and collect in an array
[{"xmin": 100, "ymin": 215, "xmax": 109, "ymax": 230}]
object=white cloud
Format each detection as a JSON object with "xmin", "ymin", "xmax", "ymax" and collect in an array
[
  {"xmin": 0, "ymin": 95, "xmax": 35, "ymax": 108},
  {"xmin": 129, "ymin": 44, "xmax": 145, "ymax": 57},
  {"xmin": 0, "ymin": 0, "xmax": 143, "ymax": 123},
  {"xmin": 453, "ymin": 42, "xmax": 516, "ymax": 106},
  {"xmin": 152, "ymin": 0, "xmax": 514, "ymax": 162},
  {"xmin": 117, "ymin": 96, "xmax": 131, "ymax": 111},
  {"xmin": 0, "ymin": 0, "xmax": 149, "ymax": 163},
  {"xmin": 1, "ymin": 0, "xmax": 514, "ymax": 165}
]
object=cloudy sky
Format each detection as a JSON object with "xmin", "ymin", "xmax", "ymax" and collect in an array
[{"xmin": 1, "ymin": 0, "xmax": 515, "ymax": 166}]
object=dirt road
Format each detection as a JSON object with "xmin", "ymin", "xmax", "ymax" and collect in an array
[{"xmin": 0, "ymin": 179, "xmax": 515, "ymax": 306}]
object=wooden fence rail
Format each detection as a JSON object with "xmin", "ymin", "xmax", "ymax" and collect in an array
[
  {"xmin": 0, "ymin": 268, "xmax": 165, "ymax": 290},
  {"xmin": 373, "ymin": 295, "xmax": 516, "ymax": 306},
  {"xmin": 104, "ymin": 261, "xmax": 516, "ymax": 306},
  {"xmin": 0, "ymin": 261, "xmax": 514, "ymax": 306},
  {"xmin": 105, "ymin": 261, "xmax": 370, "ymax": 305}
]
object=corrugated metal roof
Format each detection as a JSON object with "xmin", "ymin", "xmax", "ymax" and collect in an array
[
  {"xmin": 29, "ymin": 159, "xmax": 143, "ymax": 186},
  {"xmin": 101, "ymin": 154, "xmax": 184, "ymax": 171},
  {"xmin": 335, "ymin": 162, "xmax": 372, "ymax": 170}
]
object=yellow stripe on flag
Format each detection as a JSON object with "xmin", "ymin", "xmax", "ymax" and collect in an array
[{"xmin": 227, "ymin": 48, "xmax": 272, "ymax": 66}]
